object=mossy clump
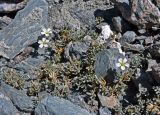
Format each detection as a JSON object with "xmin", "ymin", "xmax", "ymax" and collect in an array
[{"xmin": 3, "ymin": 68, "xmax": 24, "ymax": 90}]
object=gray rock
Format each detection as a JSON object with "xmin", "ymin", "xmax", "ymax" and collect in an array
[
  {"xmin": 112, "ymin": 16, "xmax": 132, "ymax": 32},
  {"xmin": 138, "ymin": 29, "xmax": 147, "ymax": 35},
  {"xmin": 0, "ymin": 82, "xmax": 34, "ymax": 112},
  {"xmin": 11, "ymin": 55, "xmax": 47, "ymax": 80},
  {"xmin": 146, "ymin": 59, "xmax": 158, "ymax": 72},
  {"xmin": 0, "ymin": 0, "xmax": 48, "ymax": 59},
  {"xmin": 145, "ymin": 37, "xmax": 153, "ymax": 45},
  {"xmin": 94, "ymin": 48, "xmax": 124, "ymax": 78},
  {"xmin": 64, "ymin": 35, "xmax": 91, "ymax": 60},
  {"xmin": 123, "ymin": 43, "xmax": 145, "ymax": 52},
  {"xmin": 0, "ymin": 0, "xmax": 28, "ymax": 13},
  {"xmin": 0, "ymin": 16, "xmax": 12, "ymax": 29},
  {"xmin": 99, "ymin": 107, "xmax": 111, "ymax": 115},
  {"xmin": 120, "ymin": 31, "xmax": 136, "ymax": 44},
  {"xmin": 0, "ymin": 92, "xmax": 19, "ymax": 115},
  {"xmin": 113, "ymin": 0, "xmax": 160, "ymax": 28},
  {"xmin": 47, "ymin": 0, "xmax": 108, "ymax": 30},
  {"xmin": 35, "ymin": 96, "xmax": 92, "ymax": 115},
  {"xmin": 152, "ymin": 64, "xmax": 160, "ymax": 84}
]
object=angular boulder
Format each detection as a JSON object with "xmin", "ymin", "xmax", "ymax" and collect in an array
[
  {"xmin": 0, "ymin": 0, "xmax": 48, "ymax": 59},
  {"xmin": 35, "ymin": 96, "xmax": 92, "ymax": 115},
  {"xmin": 0, "ymin": 92, "xmax": 19, "ymax": 115},
  {"xmin": 94, "ymin": 48, "xmax": 124, "ymax": 78},
  {"xmin": 0, "ymin": 82, "xmax": 34, "ymax": 112},
  {"xmin": 0, "ymin": 0, "xmax": 28, "ymax": 13},
  {"xmin": 113, "ymin": 0, "xmax": 160, "ymax": 28}
]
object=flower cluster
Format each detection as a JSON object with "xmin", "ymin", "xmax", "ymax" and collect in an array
[{"xmin": 38, "ymin": 28, "xmax": 52, "ymax": 48}]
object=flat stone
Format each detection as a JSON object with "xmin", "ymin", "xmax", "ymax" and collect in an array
[
  {"xmin": 35, "ymin": 96, "xmax": 92, "ymax": 115},
  {"xmin": 0, "ymin": 92, "xmax": 19, "ymax": 115},
  {"xmin": 113, "ymin": 0, "xmax": 160, "ymax": 28},
  {"xmin": 0, "ymin": 0, "xmax": 48, "ymax": 59},
  {"xmin": 94, "ymin": 48, "xmax": 124, "ymax": 78},
  {"xmin": 0, "ymin": 81, "xmax": 34, "ymax": 112},
  {"xmin": 47, "ymin": 0, "xmax": 108, "ymax": 30}
]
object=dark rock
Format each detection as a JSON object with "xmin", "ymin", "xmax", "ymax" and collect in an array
[
  {"xmin": 47, "ymin": 0, "xmax": 108, "ymax": 30},
  {"xmin": 152, "ymin": 64, "xmax": 160, "ymax": 84},
  {"xmin": 154, "ymin": 0, "xmax": 160, "ymax": 8},
  {"xmin": 0, "ymin": 0, "xmax": 28, "ymax": 13},
  {"xmin": 112, "ymin": 16, "xmax": 132, "ymax": 32},
  {"xmin": 99, "ymin": 107, "xmax": 111, "ymax": 115},
  {"xmin": 64, "ymin": 35, "xmax": 91, "ymax": 60},
  {"xmin": 35, "ymin": 96, "xmax": 92, "ymax": 115},
  {"xmin": 0, "ymin": 82, "xmax": 34, "ymax": 112},
  {"xmin": 0, "ymin": 92, "xmax": 19, "ymax": 115},
  {"xmin": 120, "ymin": 31, "xmax": 136, "ymax": 44},
  {"xmin": 113, "ymin": 0, "xmax": 160, "ymax": 28},
  {"xmin": 134, "ymin": 68, "xmax": 153, "ymax": 89},
  {"xmin": 149, "ymin": 43, "xmax": 160, "ymax": 58},
  {"xmin": 0, "ymin": 0, "xmax": 48, "ymax": 59},
  {"xmin": 94, "ymin": 48, "xmax": 123, "ymax": 78}
]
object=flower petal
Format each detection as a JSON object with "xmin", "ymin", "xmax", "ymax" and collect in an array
[
  {"xmin": 44, "ymin": 44, "xmax": 48, "ymax": 47},
  {"xmin": 125, "ymin": 63, "xmax": 129, "ymax": 68},
  {"xmin": 45, "ymin": 33, "xmax": 49, "ymax": 37},
  {"xmin": 121, "ymin": 66, "xmax": 125, "ymax": 71},
  {"xmin": 118, "ymin": 58, "xmax": 123, "ymax": 63},
  {"xmin": 38, "ymin": 40, "xmax": 43, "ymax": 44},
  {"xmin": 42, "ymin": 28, "xmax": 46, "ymax": 32},
  {"xmin": 116, "ymin": 63, "xmax": 121, "ymax": 67},
  {"xmin": 46, "ymin": 40, "xmax": 49, "ymax": 43},
  {"xmin": 41, "ymin": 32, "xmax": 45, "ymax": 35},
  {"xmin": 123, "ymin": 58, "xmax": 127, "ymax": 63},
  {"xmin": 39, "ymin": 44, "xmax": 44, "ymax": 48},
  {"xmin": 42, "ymin": 38, "xmax": 46, "ymax": 41}
]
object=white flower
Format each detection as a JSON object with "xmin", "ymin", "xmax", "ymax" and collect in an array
[
  {"xmin": 41, "ymin": 28, "xmax": 52, "ymax": 37},
  {"xmin": 101, "ymin": 25, "xmax": 113, "ymax": 40},
  {"xmin": 116, "ymin": 58, "xmax": 129, "ymax": 71},
  {"xmin": 38, "ymin": 38, "xmax": 49, "ymax": 48}
]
